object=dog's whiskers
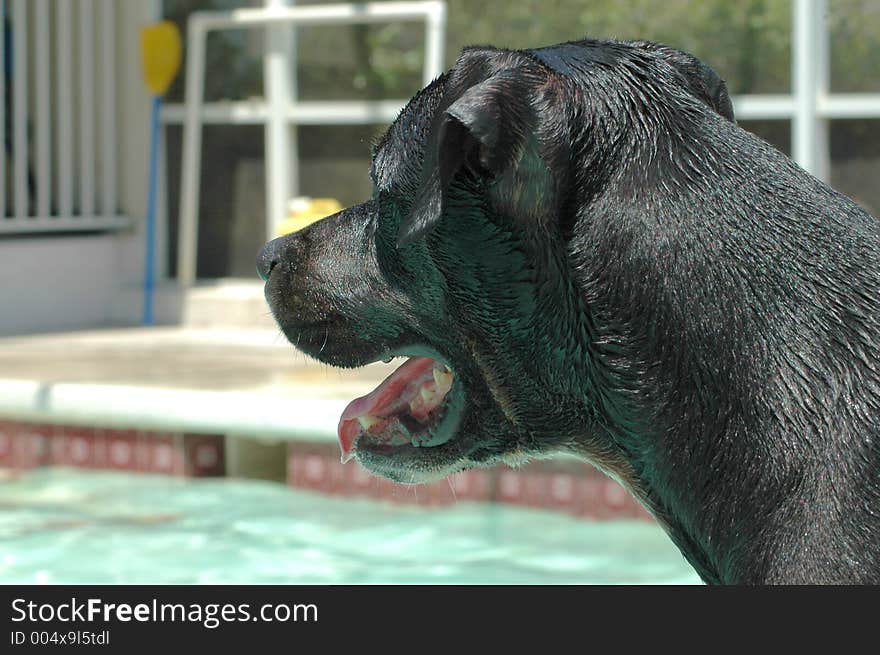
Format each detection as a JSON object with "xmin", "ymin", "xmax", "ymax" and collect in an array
[
  {"xmin": 446, "ymin": 477, "xmax": 457, "ymax": 502},
  {"xmin": 319, "ymin": 327, "xmax": 329, "ymax": 353}
]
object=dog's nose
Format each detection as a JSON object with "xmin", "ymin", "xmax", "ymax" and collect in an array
[{"xmin": 256, "ymin": 238, "xmax": 282, "ymax": 281}]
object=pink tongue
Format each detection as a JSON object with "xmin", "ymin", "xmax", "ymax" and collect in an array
[{"xmin": 337, "ymin": 357, "xmax": 438, "ymax": 462}]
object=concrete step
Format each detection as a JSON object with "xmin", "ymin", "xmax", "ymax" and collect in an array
[
  {"xmin": 182, "ymin": 279, "xmax": 276, "ymax": 329},
  {"xmin": 113, "ymin": 279, "xmax": 277, "ymax": 329}
]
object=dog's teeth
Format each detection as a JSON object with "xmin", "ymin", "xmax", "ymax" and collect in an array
[
  {"xmin": 420, "ymin": 387, "xmax": 435, "ymax": 402},
  {"xmin": 390, "ymin": 433, "xmax": 409, "ymax": 446},
  {"xmin": 357, "ymin": 415, "xmax": 381, "ymax": 431},
  {"xmin": 432, "ymin": 367, "xmax": 453, "ymax": 392}
]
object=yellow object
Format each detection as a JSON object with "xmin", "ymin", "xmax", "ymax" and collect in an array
[
  {"xmin": 276, "ymin": 197, "xmax": 343, "ymax": 236},
  {"xmin": 140, "ymin": 21, "xmax": 182, "ymax": 96}
]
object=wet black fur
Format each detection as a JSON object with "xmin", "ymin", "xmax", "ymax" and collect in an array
[{"xmin": 259, "ymin": 38, "xmax": 880, "ymax": 584}]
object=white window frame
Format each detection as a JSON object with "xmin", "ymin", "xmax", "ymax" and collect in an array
[
  {"xmin": 162, "ymin": 1, "xmax": 447, "ymax": 286},
  {"xmin": 735, "ymin": 0, "xmax": 880, "ymax": 182}
]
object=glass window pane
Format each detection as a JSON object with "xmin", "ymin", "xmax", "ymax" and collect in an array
[
  {"xmin": 830, "ymin": 119, "xmax": 880, "ymax": 218},
  {"xmin": 162, "ymin": 0, "xmax": 802, "ymax": 280},
  {"xmin": 828, "ymin": 0, "xmax": 880, "ymax": 93},
  {"xmin": 298, "ymin": 124, "xmax": 384, "ymax": 207},
  {"xmin": 165, "ymin": 125, "xmax": 266, "ymax": 278},
  {"xmin": 297, "ymin": 24, "xmax": 425, "ymax": 101},
  {"xmin": 442, "ymin": 0, "xmax": 792, "ymax": 93},
  {"xmin": 163, "ymin": 0, "xmax": 265, "ymax": 103},
  {"xmin": 164, "ymin": 124, "xmax": 382, "ymax": 279},
  {"xmin": 738, "ymin": 120, "xmax": 791, "ymax": 157},
  {"xmin": 297, "ymin": 0, "xmax": 794, "ymax": 94}
]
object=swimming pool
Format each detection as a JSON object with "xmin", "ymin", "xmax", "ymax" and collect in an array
[{"xmin": 0, "ymin": 468, "xmax": 700, "ymax": 584}]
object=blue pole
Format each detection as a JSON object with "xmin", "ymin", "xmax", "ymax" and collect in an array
[{"xmin": 143, "ymin": 94, "xmax": 161, "ymax": 326}]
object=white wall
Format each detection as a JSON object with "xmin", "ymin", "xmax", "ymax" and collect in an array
[
  {"xmin": 0, "ymin": 1, "xmax": 163, "ymax": 337},
  {"xmin": 0, "ymin": 235, "xmax": 121, "ymax": 335}
]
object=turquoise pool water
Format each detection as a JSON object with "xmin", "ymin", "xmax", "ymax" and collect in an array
[{"xmin": 0, "ymin": 468, "xmax": 700, "ymax": 584}]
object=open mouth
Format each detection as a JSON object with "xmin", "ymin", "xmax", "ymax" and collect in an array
[{"xmin": 337, "ymin": 356, "xmax": 463, "ymax": 464}]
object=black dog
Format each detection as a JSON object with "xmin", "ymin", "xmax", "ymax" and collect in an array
[{"xmin": 258, "ymin": 39, "xmax": 880, "ymax": 584}]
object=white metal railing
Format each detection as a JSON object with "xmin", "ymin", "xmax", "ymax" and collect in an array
[
  {"xmin": 0, "ymin": 0, "xmax": 127, "ymax": 233},
  {"xmin": 167, "ymin": 1, "xmax": 447, "ymax": 287}
]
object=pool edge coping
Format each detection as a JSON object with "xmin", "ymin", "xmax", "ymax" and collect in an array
[{"xmin": 0, "ymin": 376, "xmax": 340, "ymax": 442}]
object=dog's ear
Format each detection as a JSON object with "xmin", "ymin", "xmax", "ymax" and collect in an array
[
  {"xmin": 671, "ymin": 56, "xmax": 735, "ymax": 122},
  {"xmin": 630, "ymin": 41, "xmax": 735, "ymax": 122},
  {"xmin": 397, "ymin": 70, "xmax": 533, "ymax": 246}
]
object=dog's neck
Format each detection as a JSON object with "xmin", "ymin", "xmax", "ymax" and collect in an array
[
  {"xmin": 560, "ymin": 277, "xmax": 865, "ymax": 584},
  {"xmin": 565, "ymin": 438, "xmax": 724, "ymax": 584},
  {"xmin": 569, "ymin": 382, "xmax": 877, "ymax": 585}
]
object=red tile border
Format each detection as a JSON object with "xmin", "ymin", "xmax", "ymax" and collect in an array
[
  {"xmin": 16, "ymin": 423, "xmax": 54, "ymax": 469},
  {"xmin": 448, "ymin": 469, "xmax": 492, "ymax": 502},
  {"xmin": 549, "ymin": 473, "xmax": 577, "ymax": 505},
  {"xmin": 0, "ymin": 422, "xmax": 191, "ymax": 477},
  {"xmin": 140, "ymin": 433, "xmax": 185, "ymax": 475},
  {"xmin": 183, "ymin": 434, "xmax": 225, "ymax": 477},
  {"xmin": 105, "ymin": 429, "xmax": 139, "ymax": 471},
  {"xmin": 0, "ymin": 422, "xmax": 13, "ymax": 467},
  {"xmin": 347, "ymin": 460, "xmax": 375, "ymax": 493},
  {"xmin": 63, "ymin": 426, "xmax": 99, "ymax": 468},
  {"xmin": 284, "ymin": 443, "xmax": 650, "ymax": 521},
  {"xmin": 0, "ymin": 420, "xmax": 650, "ymax": 521}
]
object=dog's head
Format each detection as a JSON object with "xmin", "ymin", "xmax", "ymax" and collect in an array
[{"xmin": 259, "ymin": 39, "xmax": 734, "ymax": 484}]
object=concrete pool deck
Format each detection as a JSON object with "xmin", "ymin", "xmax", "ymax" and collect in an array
[{"xmin": 0, "ymin": 325, "xmax": 398, "ymax": 439}]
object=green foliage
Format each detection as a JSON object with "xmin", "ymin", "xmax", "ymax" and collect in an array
[
  {"xmin": 441, "ymin": 0, "xmax": 793, "ymax": 93},
  {"xmin": 163, "ymin": 0, "xmax": 880, "ymax": 100}
]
